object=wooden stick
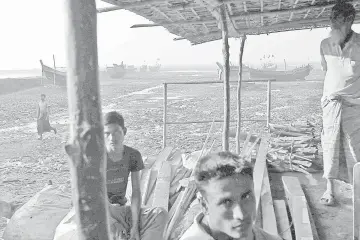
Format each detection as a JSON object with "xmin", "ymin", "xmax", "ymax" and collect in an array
[
  {"xmin": 64, "ymin": 0, "xmax": 110, "ymax": 238},
  {"xmin": 219, "ymin": 4, "xmax": 231, "ymax": 151},
  {"xmin": 236, "ymin": 35, "xmax": 247, "ymax": 154},
  {"xmin": 353, "ymin": 162, "xmax": 360, "ymax": 240},
  {"xmin": 53, "ymin": 54, "xmax": 56, "ymax": 85}
]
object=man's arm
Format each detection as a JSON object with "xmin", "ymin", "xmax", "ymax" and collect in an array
[{"xmin": 130, "ymin": 170, "xmax": 141, "ymax": 232}]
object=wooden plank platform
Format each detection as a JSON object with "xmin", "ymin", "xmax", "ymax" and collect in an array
[{"xmin": 134, "ymin": 133, "xmax": 319, "ymax": 240}]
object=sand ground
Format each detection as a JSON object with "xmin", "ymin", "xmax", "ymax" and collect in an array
[{"xmin": 0, "ymin": 71, "xmax": 353, "ymax": 239}]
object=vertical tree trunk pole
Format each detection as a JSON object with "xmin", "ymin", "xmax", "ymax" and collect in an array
[
  {"xmin": 236, "ymin": 35, "xmax": 247, "ymax": 154},
  {"xmin": 53, "ymin": 54, "xmax": 56, "ymax": 85},
  {"xmin": 64, "ymin": 0, "xmax": 111, "ymax": 239},
  {"xmin": 219, "ymin": 5, "xmax": 230, "ymax": 151}
]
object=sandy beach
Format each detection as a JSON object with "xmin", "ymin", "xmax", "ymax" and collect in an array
[{"xmin": 0, "ymin": 70, "xmax": 353, "ymax": 239}]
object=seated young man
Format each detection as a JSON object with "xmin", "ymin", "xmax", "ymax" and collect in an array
[
  {"xmin": 104, "ymin": 111, "xmax": 168, "ymax": 240},
  {"xmin": 180, "ymin": 151, "xmax": 283, "ymax": 240}
]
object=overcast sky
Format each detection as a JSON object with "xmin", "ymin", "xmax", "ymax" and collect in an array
[{"xmin": 2, "ymin": 0, "xmax": 360, "ymax": 70}]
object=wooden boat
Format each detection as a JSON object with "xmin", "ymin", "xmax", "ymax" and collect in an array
[
  {"xmin": 106, "ymin": 63, "xmax": 126, "ymax": 79},
  {"xmin": 149, "ymin": 59, "xmax": 161, "ymax": 72},
  {"xmin": 39, "ymin": 60, "xmax": 67, "ymax": 86},
  {"xmin": 249, "ymin": 64, "xmax": 312, "ymax": 81},
  {"xmin": 139, "ymin": 64, "xmax": 148, "ymax": 72}
]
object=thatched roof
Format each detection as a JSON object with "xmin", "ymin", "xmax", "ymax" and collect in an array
[{"xmin": 100, "ymin": 0, "xmax": 360, "ymax": 45}]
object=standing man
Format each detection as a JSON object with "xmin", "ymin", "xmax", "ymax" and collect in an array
[
  {"xmin": 320, "ymin": 2, "xmax": 360, "ymax": 205},
  {"xmin": 36, "ymin": 94, "xmax": 56, "ymax": 140}
]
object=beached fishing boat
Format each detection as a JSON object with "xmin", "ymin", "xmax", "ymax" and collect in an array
[
  {"xmin": 106, "ymin": 63, "xmax": 126, "ymax": 78},
  {"xmin": 149, "ymin": 59, "xmax": 161, "ymax": 72},
  {"xmin": 249, "ymin": 64, "xmax": 312, "ymax": 81},
  {"xmin": 39, "ymin": 60, "xmax": 67, "ymax": 86}
]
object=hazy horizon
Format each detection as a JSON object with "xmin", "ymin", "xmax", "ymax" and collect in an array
[{"xmin": 2, "ymin": 1, "xmax": 360, "ymax": 71}]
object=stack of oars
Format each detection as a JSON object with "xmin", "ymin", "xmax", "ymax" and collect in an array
[{"xmin": 267, "ymin": 121, "xmax": 322, "ymax": 174}]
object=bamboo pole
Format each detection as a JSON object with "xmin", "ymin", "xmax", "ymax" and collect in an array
[
  {"xmin": 53, "ymin": 54, "xmax": 56, "ymax": 85},
  {"xmin": 219, "ymin": 4, "xmax": 230, "ymax": 151},
  {"xmin": 236, "ymin": 35, "xmax": 247, "ymax": 154},
  {"xmin": 64, "ymin": 0, "xmax": 111, "ymax": 239},
  {"xmin": 163, "ymin": 83, "xmax": 168, "ymax": 148},
  {"xmin": 39, "ymin": 60, "xmax": 44, "ymax": 85},
  {"xmin": 266, "ymin": 80, "xmax": 271, "ymax": 128}
]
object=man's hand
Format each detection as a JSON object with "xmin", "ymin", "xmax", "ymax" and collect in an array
[{"xmin": 130, "ymin": 226, "xmax": 140, "ymax": 240}]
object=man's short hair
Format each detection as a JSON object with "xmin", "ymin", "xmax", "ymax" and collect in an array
[
  {"xmin": 331, "ymin": 1, "xmax": 356, "ymax": 20},
  {"xmin": 104, "ymin": 111, "xmax": 125, "ymax": 129},
  {"xmin": 41, "ymin": 94, "xmax": 46, "ymax": 97},
  {"xmin": 194, "ymin": 151, "xmax": 253, "ymax": 196}
]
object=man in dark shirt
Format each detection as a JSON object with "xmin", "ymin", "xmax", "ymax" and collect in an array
[{"xmin": 104, "ymin": 111, "xmax": 167, "ymax": 240}]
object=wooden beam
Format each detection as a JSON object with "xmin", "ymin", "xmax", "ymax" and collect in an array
[
  {"xmin": 282, "ymin": 176, "xmax": 317, "ymax": 240},
  {"xmin": 97, "ymin": 6, "xmax": 122, "ymax": 13},
  {"xmin": 289, "ymin": 0, "xmax": 300, "ymax": 21},
  {"xmin": 219, "ymin": 4, "xmax": 230, "ymax": 151},
  {"xmin": 102, "ymin": 0, "xmax": 166, "ymax": 9},
  {"xmin": 353, "ymin": 163, "xmax": 360, "ymax": 240},
  {"xmin": 273, "ymin": 200, "xmax": 292, "ymax": 240},
  {"xmin": 261, "ymin": 164, "xmax": 278, "ymax": 235},
  {"xmin": 276, "ymin": 0, "xmax": 282, "ymax": 22},
  {"xmin": 236, "ymin": 35, "xmax": 246, "ymax": 154},
  {"xmin": 243, "ymin": 1, "xmax": 250, "ymax": 27},
  {"xmin": 64, "ymin": 0, "xmax": 111, "ymax": 239},
  {"xmin": 130, "ymin": 1, "xmax": 358, "ymax": 28},
  {"xmin": 260, "ymin": 0, "xmax": 264, "ymax": 26},
  {"xmin": 253, "ymin": 134, "xmax": 270, "ymax": 219},
  {"xmin": 304, "ymin": 0, "xmax": 317, "ymax": 19},
  {"xmin": 152, "ymin": 161, "xmax": 171, "ymax": 210},
  {"xmin": 170, "ymin": 17, "xmax": 339, "ymax": 41}
]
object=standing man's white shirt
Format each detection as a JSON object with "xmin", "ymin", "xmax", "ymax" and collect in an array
[
  {"xmin": 320, "ymin": 31, "xmax": 360, "ymax": 104},
  {"xmin": 180, "ymin": 212, "xmax": 283, "ymax": 240}
]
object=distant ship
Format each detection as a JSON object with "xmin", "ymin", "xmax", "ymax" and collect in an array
[{"xmin": 106, "ymin": 62, "xmax": 126, "ymax": 79}]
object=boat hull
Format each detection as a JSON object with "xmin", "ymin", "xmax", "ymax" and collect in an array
[
  {"xmin": 249, "ymin": 65, "xmax": 312, "ymax": 81},
  {"xmin": 106, "ymin": 66, "xmax": 126, "ymax": 79},
  {"xmin": 40, "ymin": 60, "xmax": 67, "ymax": 86}
]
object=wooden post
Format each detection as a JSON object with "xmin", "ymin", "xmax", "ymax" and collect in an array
[
  {"xmin": 353, "ymin": 163, "xmax": 360, "ymax": 240},
  {"xmin": 266, "ymin": 80, "xmax": 271, "ymax": 128},
  {"xmin": 53, "ymin": 54, "xmax": 56, "ymax": 85},
  {"xmin": 64, "ymin": 0, "xmax": 111, "ymax": 239},
  {"xmin": 163, "ymin": 83, "xmax": 168, "ymax": 148},
  {"xmin": 236, "ymin": 35, "xmax": 247, "ymax": 154},
  {"xmin": 219, "ymin": 4, "xmax": 230, "ymax": 151},
  {"xmin": 39, "ymin": 60, "xmax": 44, "ymax": 85}
]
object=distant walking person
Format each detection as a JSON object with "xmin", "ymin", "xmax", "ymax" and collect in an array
[
  {"xmin": 36, "ymin": 94, "xmax": 56, "ymax": 140},
  {"xmin": 320, "ymin": 2, "xmax": 360, "ymax": 205}
]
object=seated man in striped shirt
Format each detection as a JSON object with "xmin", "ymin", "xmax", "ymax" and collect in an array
[
  {"xmin": 104, "ymin": 111, "xmax": 168, "ymax": 240},
  {"xmin": 180, "ymin": 152, "xmax": 283, "ymax": 240}
]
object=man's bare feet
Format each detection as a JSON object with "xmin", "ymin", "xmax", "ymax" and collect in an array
[
  {"xmin": 320, "ymin": 178, "xmax": 336, "ymax": 206},
  {"xmin": 320, "ymin": 191, "xmax": 335, "ymax": 205}
]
